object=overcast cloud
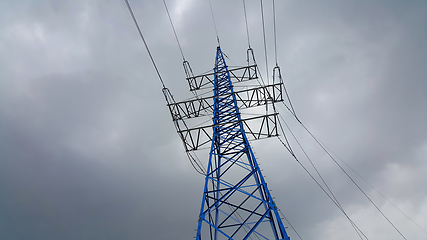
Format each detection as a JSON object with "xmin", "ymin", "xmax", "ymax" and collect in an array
[{"xmin": 0, "ymin": 0, "xmax": 426, "ymax": 239}]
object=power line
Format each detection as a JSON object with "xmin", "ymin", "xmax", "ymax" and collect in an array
[
  {"xmin": 278, "ymin": 100, "xmax": 411, "ymax": 238},
  {"xmin": 162, "ymin": 1, "xmax": 217, "ymax": 177},
  {"xmin": 272, "ymin": 0, "xmax": 278, "ymax": 65},
  {"xmin": 276, "ymin": 115, "xmax": 368, "ymax": 240},
  {"xmin": 125, "ymin": 1, "xmax": 408, "ymax": 238},
  {"xmin": 276, "ymin": 135, "xmax": 368, "ymax": 239},
  {"xmin": 163, "ymin": 0, "xmax": 185, "ymax": 61},
  {"xmin": 260, "ymin": 0, "xmax": 269, "ymax": 84},
  {"xmin": 296, "ymin": 118, "xmax": 407, "ymax": 240},
  {"xmin": 124, "ymin": 0, "xmax": 165, "ymax": 88},
  {"xmin": 125, "ymin": 0, "xmax": 212, "ymax": 177},
  {"xmin": 208, "ymin": 0, "xmax": 220, "ymax": 45},
  {"xmin": 187, "ymin": 151, "xmax": 206, "ymax": 176},
  {"xmin": 242, "ymin": 0, "xmax": 251, "ymax": 48},
  {"xmin": 273, "ymin": 66, "xmax": 298, "ymax": 119},
  {"xmin": 324, "ymin": 145, "xmax": 427, "ymax": 235}
]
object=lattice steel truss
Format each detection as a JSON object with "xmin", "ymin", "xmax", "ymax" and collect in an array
[{"xmin": 164, "ymin": 47, "xmax": 290, "ymax": 240}]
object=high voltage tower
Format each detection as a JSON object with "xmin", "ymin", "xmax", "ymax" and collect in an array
[
  {"xmin": 163, "ymin": 46, "xmax": 290, "ymax": 239},
  {"xmin": 124, "ymin": 0, "xmax": 417, "ymax": 239},
  {"xmin": 124, "ymin": 0, "xmax": 292, "ymax": 237}
]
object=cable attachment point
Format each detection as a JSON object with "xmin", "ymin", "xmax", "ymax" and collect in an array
[
  {"xmin": 183, "ymin": 60, "xmax": 195, "ymax": 79},
  {"xmin": 246, "ymin": 47, "xmax": 256, "ymax": 66},
  {"xmin": 272, "ymin": 65, "xmax": 282, "ymax": 85},
  {"xmin": 273, "ymin": 65, "xmax": 298, "ymax": 119}
]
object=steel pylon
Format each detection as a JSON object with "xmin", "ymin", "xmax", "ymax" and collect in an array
[{"xmin": 194, "ymin": 47, "xmax": 290, "ymax": 240}]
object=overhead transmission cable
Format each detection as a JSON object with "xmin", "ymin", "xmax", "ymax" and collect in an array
[
  {"xmin": 270, "ymin": 0, "xmax": 298, "ymax": 118},
  {"xmin": 163, "ymin": 0, "xmax": 209, "ymax": 175},
  {"xmin": 162, "ymin": 0, "xmax": 214, "ymax": 134},
  {"xmin": 228, "ymin": 1, "xmax": 289, "ymax": 228},
  {"xmin": 242, "ymin": 0, "xmax": 273, "ymax": 94},
  {"xmin": 125, "ymin": 0, "xmax": 206, "ymax": 176},
  {"xmin": 272, "ymin": 0, "xmax": 278, "ymax": 65},
  {"xmin": 277, "ymin": 114, "xmax": 367, "ymax": 240},
  {"xmin": 278, "ymin": 103, "xmax": 407, "ymax": 239},
  {"xmin": 124, "ymin": 0, "xmax": 165, "ymax": 88},
  {"xmin": 276, "ymin": 135, "xmax": 368, "ymax": 239},
  {"xmin": 260, "ymin": 0, "xmax": 270, "ymax": 84},
  {"xmin": 324, "ymin": 145, "xmax": 427, "ymax": 235},
  {"xmin": 208, "ymin": 0, "xmax": 220, "ymax": 45},
  {"xmin": 243, "ymin": 0, "xmax": 251, "ymax": 48},
  {"xmin": 163, "ymin": 0, "xmax": 185, "ymax": 61},
  {"xmin": 277, "ymin": 114, "xmax": 367, "ymax": 239},
  {"xmin": 162, "ymin": 0, "xmax": 414, "ymax": 237},
  {"xmin": 187, "ymin": 152, "xmax": 206, "ymax": 175},
  {"xmin": 298, "ymin": 120, "xmax": 407, "ymax": 240},
  {"xmin": 282, "ymin": 93, "xmax": 421, "ymax": 232},
  {"xmin": 244, "ymin": 4, "xmax": 365, "ymax": 237}
]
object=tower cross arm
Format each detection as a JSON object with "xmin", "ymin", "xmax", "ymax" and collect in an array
[
  {"xmin": 187, "ymin": 64, "xmax": 258, "ymax": 91},
  {"xmin": 167, "ymin": 83, "xmax": 284, "ymax": 120},
  {"xmin": 177, "ymin": 113, "xmax": 279, "ymax": 152}
]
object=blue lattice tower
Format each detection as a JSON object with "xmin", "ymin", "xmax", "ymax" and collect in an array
[
  {"xmin": 163, "ymin": 46, "xmax": 290, "ymax": 240},
  {"xmin": 197, "ymin": 47, "xmax": 289, "ymax": 240}
]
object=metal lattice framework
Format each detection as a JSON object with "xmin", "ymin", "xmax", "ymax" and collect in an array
[{"xmin": 164, "ymin": 47, "xmax": 290, "ymax": 240}]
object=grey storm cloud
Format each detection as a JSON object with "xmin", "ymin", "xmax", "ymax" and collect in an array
[{"xmin": 0, "ymin": 0, "xmax": 426, "ymax": 240}]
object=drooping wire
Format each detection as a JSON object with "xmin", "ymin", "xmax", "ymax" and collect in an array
[
  {"xmin": 125, "ymin": 0, "xmax": 207, "ymax": 176},
  {"xmin": 163, "ymin": 0, "xmax": 185, "ymax": 61},
  {"xmin": 278, "ymin": 86, "xmax": 411, "ymax": 238},
  {"xmin": 187, "ymin": 152, "xmax": 206, "ymax": 176},
  {"xmin": 277, "ymin": 113, "xmax": 367, "ymax": 240},
  {"xmin": 273, "ymin": 66, "xmax": 298, "ymax": 119},
  {"xmin": 278, "ymin": 105, "xmax": 408, "ymax": 239},
  {"xmin": 277, "ymin": 135, "xmax": 368, "ymax": 239},
  {"xmin": 162, "ymin": 0, "xmax": 208, "ymax": 111},
  {"xmin": 297, "ymin": 121, "xmax": 407, "ymax": 239},
  {"xmin": 277, "ymin": 112, "xmax": 367, "ymax": 239},
  {"xmin": 162, "ymin": 0, "xmax": 217, "ymax": 168},
  {"xmin": 162, "ymin": 88, "xmax": 209, "ymax": 175},
  {"xmin": 124, "ymin": 0, "xmax": 165, "ymax": 88},
  {"xmin": 208, "ymin": 0, "xmax": 220, "ymax": 45},
  {"xmin": 324, "ymin": 144, "xmax": 427, "ymax": 235},
  {"xmin": 269, "ymin": 1, "xmax": 298, "ymax": 119},
  {"xmin": 269, "ymin": 8, "xmax": 395, "ymax": 234},
  {"xmin": 242, "ymin": 0, "xmax": 251, "ymax": 48},
  {"xmin": 260, "ymin": 0, "xmax": 269, "ymax": 84},
  {"xmin": 268, "ymin": 11, "xmax": 401, "ymax": 234}
]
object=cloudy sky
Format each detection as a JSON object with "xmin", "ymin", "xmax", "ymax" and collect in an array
[{"xmin": 1, "ymin": 0, "xmax": 426, "ymax": 239}]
